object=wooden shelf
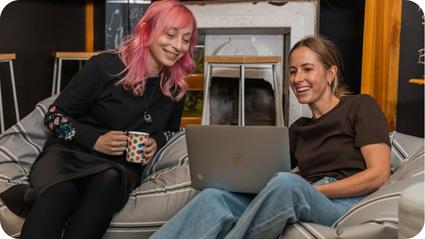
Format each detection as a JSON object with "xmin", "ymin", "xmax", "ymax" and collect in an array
[
  {"xmin": 181, "ymin": 117, "xmax": 202, "ymax": 127},
  {"xmin": 409, "ymin": 79, "xmax": 425, "ymax": 85},
  {"xmin": 0, "ymin": 53, "xmax": 16, "ymax": 61},
  {"xmin": 204, "ymin": 55, "xmax": 281, "ymax": 64},
  {"xmin": 187, "ymin": 73, "xmax": 204, "ymax": 90}
]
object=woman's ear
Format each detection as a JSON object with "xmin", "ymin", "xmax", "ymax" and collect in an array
[{"xmin": 327, "ymin": 65, "xmax": 338, "ymax": 85}]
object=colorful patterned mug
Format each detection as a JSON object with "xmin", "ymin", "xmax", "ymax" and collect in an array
[{"xmin": 126, "ymin": 131, "xmax": 150, "ymax": 164}]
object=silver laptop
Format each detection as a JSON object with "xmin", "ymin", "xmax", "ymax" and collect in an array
[{"xmin": 186, "ymin": 125, "xmax": 291, "ymax": 193}]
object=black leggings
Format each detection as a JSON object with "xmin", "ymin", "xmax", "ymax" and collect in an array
[{"xmin": 21, "ymin": 168, "xmax": 122, "ymax": 239}]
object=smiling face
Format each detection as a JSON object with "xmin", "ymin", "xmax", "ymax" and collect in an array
[
  {"xmin": 147, "ymin": 24, "xmax": 193, "ymax": 76},
  {"xmin": 289, "ymin": 46, "xmax": 337, "ymax": 106}
]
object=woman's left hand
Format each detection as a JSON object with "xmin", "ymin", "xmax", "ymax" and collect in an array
[{"xmin": 143, "ymin": 138, "xmax": 157, "ymax": 162}]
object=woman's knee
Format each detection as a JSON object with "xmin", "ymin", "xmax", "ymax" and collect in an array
[
  {"xmin": 89, "ymin": 168, "xmax": 122, "ymax": 192},
  {"xmin": 93, "ymin": 168, "xmax": 121, "ymax": 184},
  {"xmin": 266, "ymin": 172, "xmax": 307, "ymax": 191}
]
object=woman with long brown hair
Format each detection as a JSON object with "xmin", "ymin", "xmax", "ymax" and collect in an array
[{"xmin": 151, "ymin": 36, "xmax": 391, "ymax": 239}]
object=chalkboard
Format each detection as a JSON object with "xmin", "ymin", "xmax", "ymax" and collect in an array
[{"xmin": 105, "ymin": 0, "xmax": 151, "ymax": 49}]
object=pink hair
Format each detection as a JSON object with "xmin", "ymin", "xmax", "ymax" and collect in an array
[{"xmin": 116, "ymin": 0, "xmax": 197, "ymax": 101}]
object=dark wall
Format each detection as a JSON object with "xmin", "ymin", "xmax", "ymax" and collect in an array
[
  {"xmin": 396, "ymin": 1, "xmax": 424, "ymax": 137},
  {"xmin": 0, "ymin": 0, "xmax": 86, "ymax": 129},
  {"xmin": 319, "ymin": 0, "xmax": 365, "ymax": 94},
  {"xmin": 0, "ymin": 0, "xmax": 105, "ymax": 130},
  {"xmin": 94, "ymin": 0, "xmax": 106, "ymax": 50}
]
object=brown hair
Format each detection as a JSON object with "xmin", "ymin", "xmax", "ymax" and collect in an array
[{"xmin": 289, "ymin": 36, "xmax": 350, "ymax": 97}]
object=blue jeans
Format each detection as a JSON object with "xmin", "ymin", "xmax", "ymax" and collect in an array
[{"xmin": 150, "ymin": 172, "xmax": 365, "ymax": 239}]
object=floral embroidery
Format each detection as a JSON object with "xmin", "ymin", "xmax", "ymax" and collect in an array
[
  {"xmin": 44, "ymin": 105, "xmax": 76, "ymax": 141},
  {"xmin": 163, "ymin": 130, "xmax": 179, "ymax": 142}
]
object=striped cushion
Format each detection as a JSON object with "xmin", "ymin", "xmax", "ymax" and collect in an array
[
  {"xmin": 0, "ymin": 96, "xmax": 55, "ymax": 193},
  {"xmin": 389, "ymin": 131, "xmax": 424, "ymax": 171},
  {"xmin": 143, "ymin": 130, "xmax": 189, "ymax": 177}
]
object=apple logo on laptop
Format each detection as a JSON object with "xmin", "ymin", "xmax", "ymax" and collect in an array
[{"xmin": 231, "ymin": 154, "xmax": 243, "ymax": 165}]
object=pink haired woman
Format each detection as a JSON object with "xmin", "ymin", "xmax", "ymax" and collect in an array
[{"xmin": 0, "ymin": 1, "xmax": 197, "ymax": 239}]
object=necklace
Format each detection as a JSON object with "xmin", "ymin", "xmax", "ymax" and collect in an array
[{"xmin": 143, "ymin": 80, "xmax": 158, "ymax": 123}]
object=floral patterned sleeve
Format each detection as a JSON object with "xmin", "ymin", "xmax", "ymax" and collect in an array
[
  {"xmin": 44, "ymin": 105, "xmax": 76, "ymax": 141},
  {"xmin": 44, "ymin": 54, "xmax": 109, "ymax": 151}
]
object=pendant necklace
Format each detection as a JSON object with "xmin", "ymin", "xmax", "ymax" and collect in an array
[{"xmin": 143, "ymin": 80, "xmax": 158, "ymax": 123}]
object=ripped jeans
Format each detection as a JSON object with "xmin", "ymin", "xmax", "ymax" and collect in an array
[{"xmin": 150, "ymin": 172, "xmax": 365, "ymax": 239}]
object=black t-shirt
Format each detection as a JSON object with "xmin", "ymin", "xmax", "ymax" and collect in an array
[{"xmin": 289, "ymin": 94, "xmax": 390, "ymax": 182}]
